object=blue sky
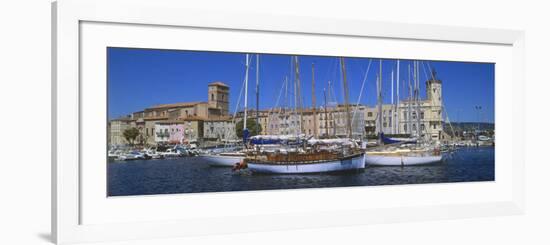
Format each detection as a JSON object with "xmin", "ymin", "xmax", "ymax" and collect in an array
[{"xmin": 107, "ymin": 47, "xmax": 495, "ymax": 123}]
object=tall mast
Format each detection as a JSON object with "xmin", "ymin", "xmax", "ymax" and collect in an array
[
  {"xmin": 391, "ymin": 70, "xmax": 394, "ymax": 105},
  {"xmin": 408, "ymin": 63, "xmax": 412, "ymax": 137},
  {"xmin": 255, "ymin": 54, "xmax": 260, "ymax": 134},
  {"xmin": 311, "ymin": 63, "xmax": 318, "ymax": 137},
  {"xmin": 414, "ymin": 61, "xmax": 422, "ymax": 138},
  {"xmin": 340, "ymin": 57, "xmax": 352, "ymax": 139},
  {"xmin": 323, "ymin": 88, "xmax": 329, "ymax": 137},
  {"xmin": 293, "ymin": 57, "xmax": 298, "ymax": 135},
  {"xmin": 413, "ymin": 61, "xmax": 417, "ymax": 137},
  {"xmin": 377, "ymin": 59, "xmax": 383, "ymax": 142},
  {"xmin": 283, "ymin": 76, "xmax": 288, "ymax": 135},
  {"xmin": 243, "ymin": 54, "xmax": 250, "ymax": 131},
  {"xmin": 327, "ymin": 80, "xmax": 332, "ymax": 105},
  {"xmin": 294, "ymin": 56, "xmax": 303, "ymax": 135},
  {"xmin": 328, "ymin": 80, "xmax": 335, "ymax": 137},
  {"xmin": 396, "ymin": 60, "xmax": 400, "ymax": 134},
  {"xmin": 391, "ymin": 69, "xmax": 394, "ymax": 134}
]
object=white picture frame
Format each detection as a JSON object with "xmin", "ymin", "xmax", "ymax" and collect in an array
[{"xmin": 52, "ymin": 0, "xmax": 525, "ymax": 244}]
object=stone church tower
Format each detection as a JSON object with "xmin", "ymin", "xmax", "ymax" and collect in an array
[{"xmin": 208, "ymin": 81, "xmax": 230, "ymax": 116}]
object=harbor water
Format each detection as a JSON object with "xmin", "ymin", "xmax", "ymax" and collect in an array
[{"xmin": 108, "ymin": 147, "xmax": 494, "ymax": 196}]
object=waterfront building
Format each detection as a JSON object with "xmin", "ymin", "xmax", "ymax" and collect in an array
[
  {"xmin": 397, "ymin": 74, "xmax": 443, "ymax": 140},
  {"xmin": 108, "ymin": 82, "xmax": 233, "ymax": 146},
  {"xmin": 260, "ymin": 106, "xmax": 365, "ymax": 138},
  {"xmin": 239, "ymin": 74, "xmax": 443, "ymax": 141},
  {"xmin": 108, "ymin": 116, "xmax": 136, "ymax": 146},
  {"xmin": 203, "ymin": 118, "xmax": 237, "ymax": 142},
  {"xmin": 109, "ymin": 74, "xmax": 444, "ymax": 146},
  {"xmin": 181, "ymin": 118, "xmax": 203, "ymax": 143},
  {"xmin": 154, "ymin": 123, "xmax": 170, "ymax": 144},
  {"xmin": 169, "ymin": 123, "xmax": 185, "ymax": 143},
  {"xmin": 154, "ymin": 121, "xmax": 186, "ymax": 144}
]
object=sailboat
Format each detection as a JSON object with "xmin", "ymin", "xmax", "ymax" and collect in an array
[
  {"xmin": 365, "ymin": 60, "xmax": 442, "ymax": 166},
  {"xmin": 243, "ymin": 57, "xmax": 366, "ymax": 174},
  {"xmin": 201, "ymin": 53, "xmax": 257, "ymax": 167},
  {"xmin": 365, "ymin": 142, "xmax": 442, "ymax": 166},
  {"xmin": 201, "ymin": 151, "xmax": 246, "ymax": 167}
]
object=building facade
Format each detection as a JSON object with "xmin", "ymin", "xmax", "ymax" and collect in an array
[
  {"xmin": 203, "ymin": 119, "xmax": 237, "ymax": 142},
  {"xmin": 154, "ymin": 121, "xmax": 186, "ymax": 144},
  {"xmin": 235, "ymin": 75, "xmax": 443, "ymax": 141},
  {"xmin": 109, "ymin": 75, "xmax": 444, "ymax": 146},
  {"xmin": 108, "ymin": 81, "xmax": 234, "ymax": 146},
  {"xmin": 108, "ymin": 117, "xmax": 136, "ymax": 146}
]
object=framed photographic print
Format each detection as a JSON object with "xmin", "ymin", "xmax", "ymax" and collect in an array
[{"xmin": 52, "ymin": 0, "xmax": 525, "ymax": 244}]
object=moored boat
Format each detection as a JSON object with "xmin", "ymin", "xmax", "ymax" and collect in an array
[
  {"xmin": 364, "ymin": 60, "xmax": 443, "ymax": 166},
  {"xmin": 201, "ymin": 152, "xmax": 245, "ymax": 167},
  {"xmin": 365, "ymin": 148, "xmax": 442, "ymax": 166},
  {"xmin": 243, "ymin": 57, "xmax": 366, "ymax": 174},
  {"xmin": 246, "ymin": 151, "xmax": 365, "ymax": 174}
]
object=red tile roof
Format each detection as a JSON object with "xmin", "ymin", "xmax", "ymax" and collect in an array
[{"xmin": 148, "ymin": 101, "xmax": 206, "ymax": 109}]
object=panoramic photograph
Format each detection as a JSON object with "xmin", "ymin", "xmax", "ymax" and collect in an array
[{"xmin": 107, "ymin": 47, "xmax": 495, "ymax": 196}]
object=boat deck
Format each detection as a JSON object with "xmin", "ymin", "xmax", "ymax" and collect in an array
[{"xmin": 246, "ymin": 151, "xmax": 364, "ymax": 165}]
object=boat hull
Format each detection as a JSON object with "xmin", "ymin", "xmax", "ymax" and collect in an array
[
  {"xmin": 247, "ymin": 153, "xmax": 366, "ymax": 174},
  {"xmin": 200, "ymin": 155, "xmax": 244, "ymax": 167},
  {"xmin": 365, "ymin": 154, "xmax": 442, "ymax": 166}
]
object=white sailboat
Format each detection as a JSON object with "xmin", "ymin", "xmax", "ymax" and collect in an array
[
  {"xmin": 201, "ymin": 152, "xmax": 246, "ymax": 167},
  {"xmin": 200, "ymin": 54, "xmax": 254, "ymax": 167},
  {"xmin": 365, "ymin": 60, "xmax": 443, "ymax": 166},
  {"xmin": 365, "ymin": 145, "xmax": 442, "ymax": 166}
]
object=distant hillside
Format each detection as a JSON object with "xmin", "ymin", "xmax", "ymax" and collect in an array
[{"xmin": 444, "ymin": 122, "xmax": 494, "ymax": 133}]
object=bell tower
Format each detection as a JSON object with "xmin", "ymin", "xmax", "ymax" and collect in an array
[
  {"xmin": 208, "ymin": 81, "xmax": 230, "ymax": 116},
  {"xmin": 426, "ymin": 69, "xmax": 442, "ymax": 107}
]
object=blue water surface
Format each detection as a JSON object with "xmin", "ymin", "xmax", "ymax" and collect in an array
[{"xmin": 108, "ymin": 147, "xmax": 494, "ymax": 196}]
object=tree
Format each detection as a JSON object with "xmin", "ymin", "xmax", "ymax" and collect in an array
[
  {"xmin": 236, "ymin": 118, "xmax": 262, "ymax": 138},
  {"xmin": 123, "ymin": 127, "xmax": 140, "ymax": 146}
]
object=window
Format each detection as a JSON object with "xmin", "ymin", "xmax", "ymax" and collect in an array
[
  {"xmin": 433, "ymin": 124, "xmax": 437, "ymax": 129},
  {"xmin": 421, "ymin": 124, "xmax": 425, "ymax": 131},
  {"xmin": 420, "ymin": 112, "xmax": 425, "ymax": 119},
  {"xmin": 367, "ymin": 112, "xmax": 373, "ymax": 117},
  {"xmin": 211, "ymin": 94, "xmax": 214, "ymax": 100},
  {"xmin": 404, "ymin": 124, "xmax": 408, "ymax": 132}
]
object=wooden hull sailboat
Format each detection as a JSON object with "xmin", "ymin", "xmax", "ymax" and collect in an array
[
  {"xmin": 247, "ymin": 152, "xmax": 365, "ymax": 174},
  {"xmin": 240, "ymin": 57, "xmax": 366, "ymax": 174}
]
